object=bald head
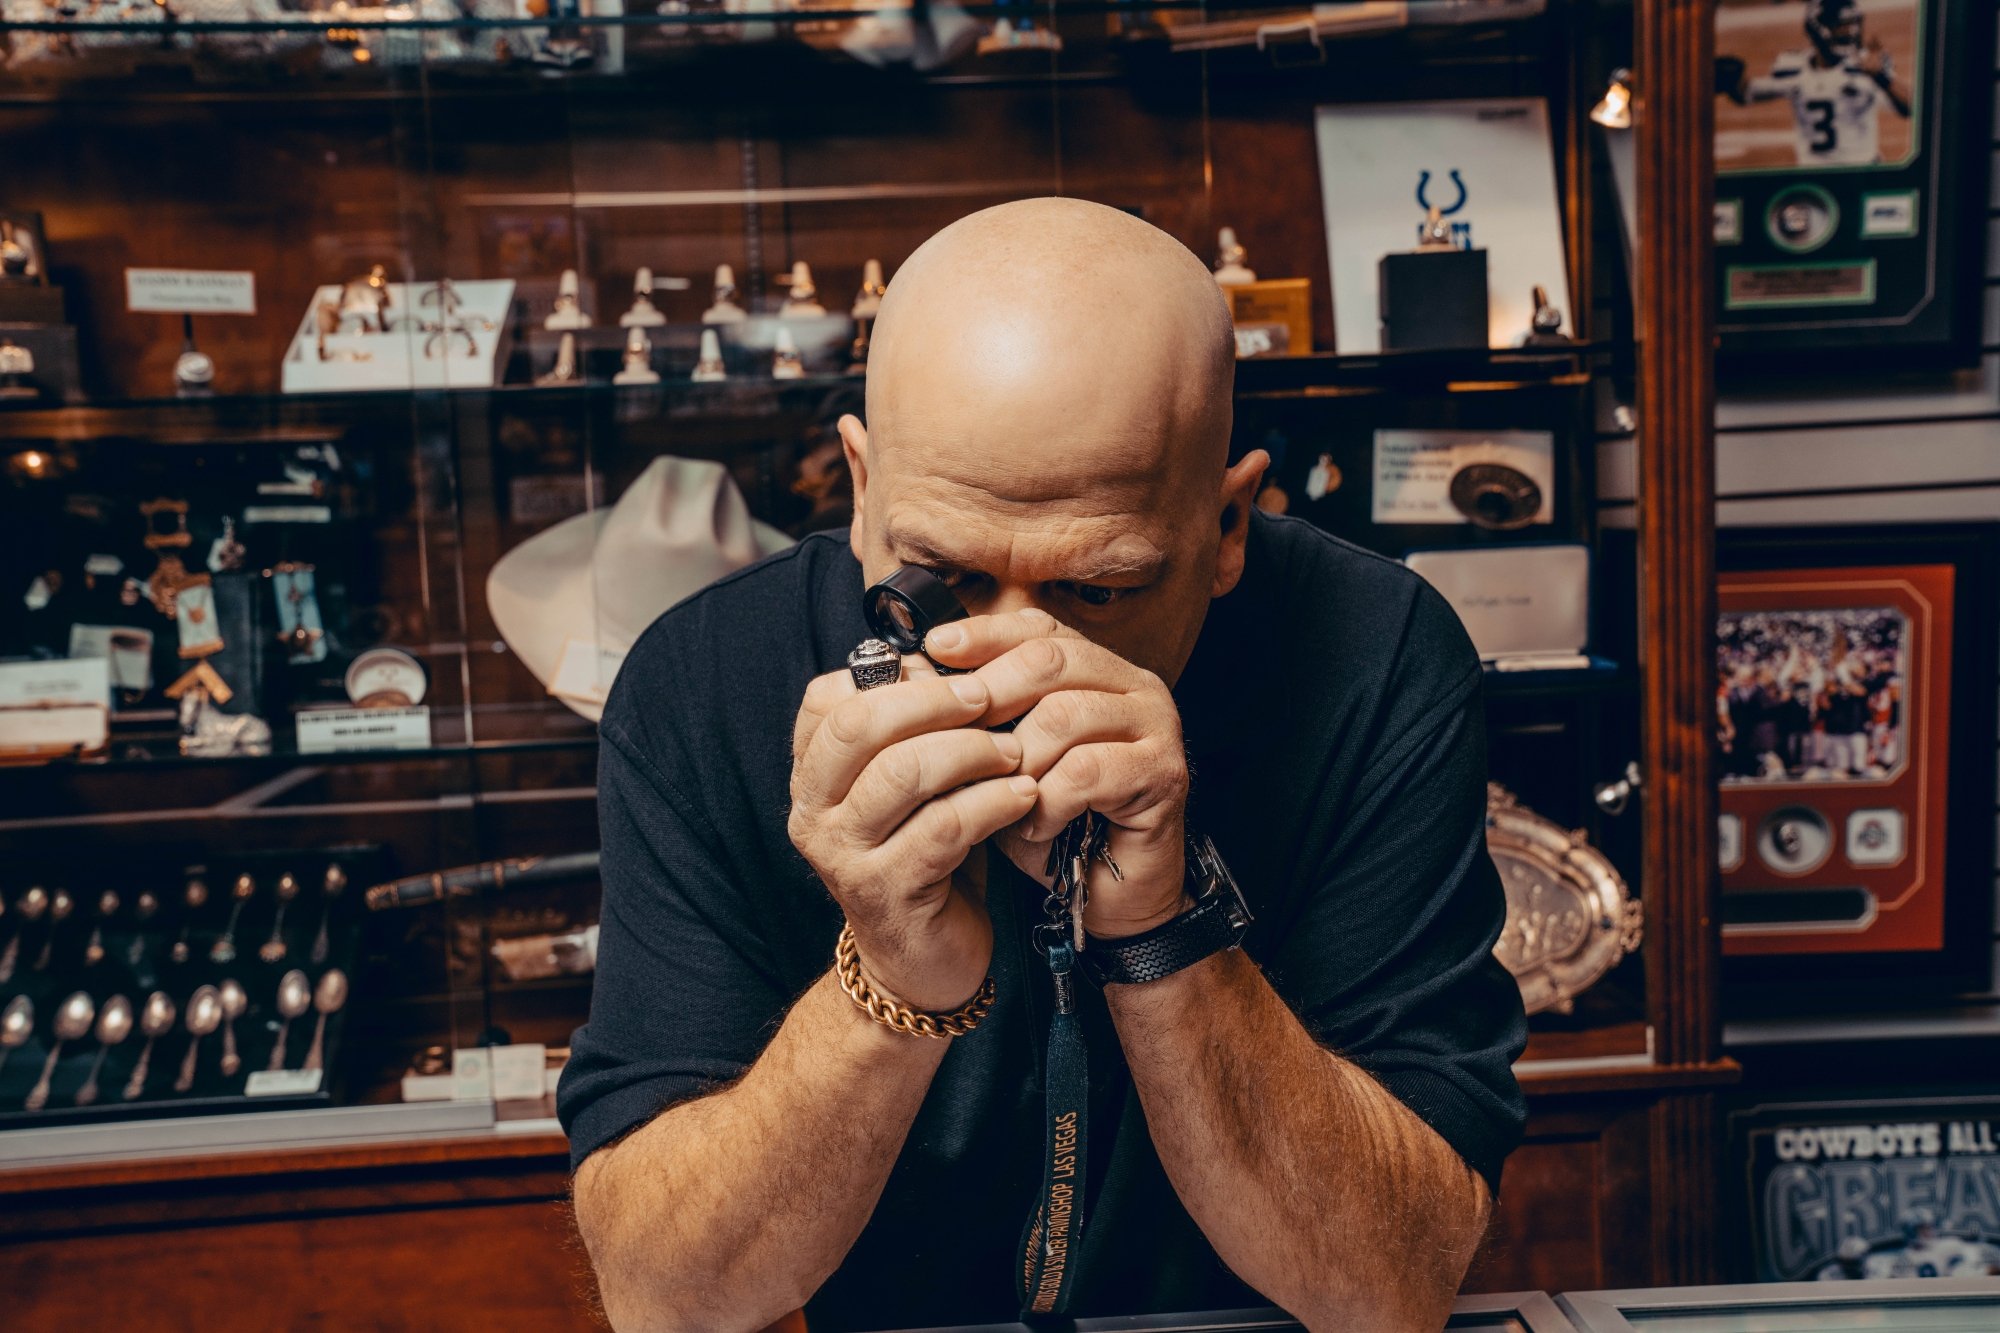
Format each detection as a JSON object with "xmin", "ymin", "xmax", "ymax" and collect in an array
[
  {"xmin": 869, "ymin": 198, "xmax": 1235, "ymax": 497},
  {"xmin": 841, "ymin": 198, "xmax": 1263, "ymax": 684}
]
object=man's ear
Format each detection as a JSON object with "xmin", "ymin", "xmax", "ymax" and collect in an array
[
  {"xmin": 839, "ymin": 414, "xmax": 871, "ymax": 564},
  {"xmin": 1212, "ymin": 449, "xmax": 1269, "ymax": 598}
]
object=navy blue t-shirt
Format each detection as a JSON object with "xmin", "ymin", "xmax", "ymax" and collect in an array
[{"xmin": 558, "ymin": 509, "xmax": 1528, "ymax": 1329}]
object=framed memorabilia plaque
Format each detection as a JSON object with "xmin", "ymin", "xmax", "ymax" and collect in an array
[
  {"xmin": 1711, "ymin": 0, "xmax": 1992, "ymax": 366},
  {"xmin": 1729, "ymin": 1095, "xmax": 2000, "ymax": 1282},
  {"xmin": 1717, "ymin": 526, "xmax": 1998, "ymax": 1000}
]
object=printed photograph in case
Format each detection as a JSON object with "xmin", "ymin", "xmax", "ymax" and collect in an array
[
  {"xmin": 1716, "ymin": 525, "xmax": 1999, "ymax": 1003},
  {"xmin": 1710, "ymin": 0, "xmax": 1992, "ymax": 364},
  {"xmin": 1732, "ymin": 1096, "xmax": 2000, "ymax": 1282},
  {"xmin": 1716, "ymin": 563, "xmax": 1952, "ymax": 956}
]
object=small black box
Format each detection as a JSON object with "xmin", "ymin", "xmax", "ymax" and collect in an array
[{"xmin": 1378, "ymin": 248, "xmax": 1489, "ymax": 351}]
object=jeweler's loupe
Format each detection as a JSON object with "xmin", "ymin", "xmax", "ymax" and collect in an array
[{"xmin": 864, "ymin": 565, "xmax": 970, "ymax": 658}]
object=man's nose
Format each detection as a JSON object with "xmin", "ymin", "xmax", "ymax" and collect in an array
[{"xmin": 980, "ymin": 586, "xmax": 1047, "ymax": 621}]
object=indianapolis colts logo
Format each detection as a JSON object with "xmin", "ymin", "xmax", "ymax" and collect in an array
[{"xmin": 1416, "ymin": 170, "xmax": 1474, "ymax": 249}]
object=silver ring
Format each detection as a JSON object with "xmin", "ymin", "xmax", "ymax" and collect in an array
[{"xmin": 847, "ymin": 638, "xmax": 901, "ymax": 691}]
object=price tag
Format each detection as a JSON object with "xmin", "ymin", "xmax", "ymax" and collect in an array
[
  {"xmin": 125, "ymin": 268, "xmax": 257, "ymax": 315},
  {"xmin": 0, "ymin": 657, "xmax": 108, "ymax": 707},
  {"xmin": 245, "ymin": 1068, "xmax": 324, "ymax": 1098},
  {"xmin": 489, "ymin": 1043, "xmax": 548, "ymax": 1102},
  {"xmin": 296, "ymin": 705, "xmax": 431, "ymax": 754}
]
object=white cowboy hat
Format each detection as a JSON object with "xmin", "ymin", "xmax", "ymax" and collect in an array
[{"xmin": 487, "ymin": 455, "xmax": 793, "ymax": 721}]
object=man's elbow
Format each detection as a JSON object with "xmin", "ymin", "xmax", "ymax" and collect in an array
[{"xmin": 573, "ymin": 1147, "xmax": 813, "ymax": 1333}]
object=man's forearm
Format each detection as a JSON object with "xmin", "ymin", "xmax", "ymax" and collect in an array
[
  {"xmin": 1106, "ymin": 948, "xmax": 1490, "ymax": 1331},
  {"xmin": 574, "ymin": 971, "xmax": 947, "ymax": 1332}
]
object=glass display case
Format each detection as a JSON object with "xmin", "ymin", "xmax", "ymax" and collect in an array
[
  {"xmin": 1558, "ymin": 1278, "xmax": 2000, "ymax": 1333},
  {"xmin": 886, "ymin": 1292, "xmax": 1582, "ymax": 1332},
  {"xmin": 0, "ymin": 0, "xmax": 1726, "ymax": 1294}
]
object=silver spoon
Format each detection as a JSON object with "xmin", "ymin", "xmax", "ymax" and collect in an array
[
  {"xmin": 123, "ymin": 991, "xmax": 177, "ymax": 1101},
  {"xmin": 260, "ymin": 873, "xmax": 299, "ymax": 964},
  {"xmin": 268, "ymin": 969, "xmax": 311, "ymax": 1072},
  {"xmin": 308, "ymin": 864, "xmax": 346, "ymax": 966},
  {"xmin": 129, "ymin": 890, "xmax": 159, "ymax": 966},
  {"xmin": 174, "ymin": 985, "xmax": 222, "ymax": 1093},
  {"xmin": 171, "ymin": 876, "xmax": 209, "ymax": 964},
  {"xmin": 31, "ymin": 888, "xmax": 73, "ymax": 972},
  {"xmin": 217, "ymin": 978, "xmax": 248, "ymax": 1077},
  {"xmin": 84, "ymin": 889, "xmax": 119, "ymax": 967},
  {"xmin": 0, "ymin": 995, "xmax": 33, "ymax": 1080},
  {"xmin": 209, "ymin": 874, "xmax": 254, "ymax": 964},
  {"xmin": 25, "ymin": 990, "xmax": 95, "ymax": 1111},
  {"xmin": 74, "ymin": 994, "xmax": 133, "ymax": 1106},
  {"xmin": 301, "ymin": 969, "xmax": 348, "ymax": 1074},
  {"xmin": 0, "ymin": 886, "xmax": 49, "ymax": 982}
]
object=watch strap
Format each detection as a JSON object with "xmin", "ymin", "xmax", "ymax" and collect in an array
[{"xmin": 1079, "ymin": 891, "xmax": 1243, "ymax": 987}]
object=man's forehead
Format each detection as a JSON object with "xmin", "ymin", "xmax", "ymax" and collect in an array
[{"xmin": 883, "ymin": 507, "xmax": 1171, "ymax": 582}]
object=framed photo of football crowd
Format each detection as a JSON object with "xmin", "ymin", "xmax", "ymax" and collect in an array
[{"xmin": 1715, "ymin": 526, "xmax": 1999, "ymax": 998}]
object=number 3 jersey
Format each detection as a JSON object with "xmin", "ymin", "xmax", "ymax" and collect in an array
[{"xmin": 1751, "ymin": 49, "xmax": 1886, "ymax": 166}]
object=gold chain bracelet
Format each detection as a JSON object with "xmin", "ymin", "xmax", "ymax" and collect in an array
[{"xmin": 834, "ymin": 923, "xmax": 995, "ymax": 1039}]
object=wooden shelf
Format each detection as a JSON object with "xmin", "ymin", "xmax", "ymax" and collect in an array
[{"xmin": 0, "ymin": 1096, "xmax": 568, "ymax": 1201}]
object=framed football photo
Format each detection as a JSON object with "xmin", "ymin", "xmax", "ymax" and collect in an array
[
  {"xmin": 1717, "ymin": 526, "xmax": 1999, "ymax": 1003},
  {"xmin": 1730, "ymin": 1094, "xmax": 2000, "ymax": 1283},
  {"xmin": 1711, "ymin": 0, "xmax": 1992, "ymax": 365}
]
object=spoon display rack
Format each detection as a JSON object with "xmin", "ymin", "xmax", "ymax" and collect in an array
[{"xmin": 0, "ymin": 845, "xmax": 379, "ymax": 1127}]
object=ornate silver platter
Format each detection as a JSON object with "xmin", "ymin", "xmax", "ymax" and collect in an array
[{"xmin": 1487, "ymin": 783, "xmax": 1643, "ymax": 1015}]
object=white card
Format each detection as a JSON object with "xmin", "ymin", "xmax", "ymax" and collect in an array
[
  {"xmin": 489, "ymin": 1043, "xmax": 548, "ymax": 1102},
  {"xmin": 67, "ymin": 626, "xmax": 154, "ymax": 693},
  {"xmin": 1372, "ymin": 429, "xmax": 1555, "ymax": 526},
  {"xmin": 1314, "ymin": 98, "xmax": 1572, "ymax": 353},
  {"xmin": 0, "ymin": 656, "xmax": 109, "ymax": 707},
  {"xmin": 125, "ymin": 268, "xmax": 257, "ymax": 315},
  {"xmin": 245, "ymin": 1068, "xmax": 324, "ymax": 1097},
  {"xmin": 296, "ymin": 705, "xmax": 431, "ymax": 754}
]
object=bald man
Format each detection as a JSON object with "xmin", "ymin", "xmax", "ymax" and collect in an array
[{"xmin": 560, "ymin": 199, "xmax": 1527, "ymax": 1331}]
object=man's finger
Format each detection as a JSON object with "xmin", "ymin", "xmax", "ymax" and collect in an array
[
  {"xmin": 845, "ymin": 727, "xmax": 1024, "ymax": 844},
  {"xmin": 1021, "ymin": 740, "xmax": 1183, "ymax": 841},
  {"xmin": 1007, "ymin": 689, "xmax": 1138, "ymax": 777},
  {"xmin": 794, "ymin": 673, "xmax": 992, "ymax": 809},
  {"xmin": 794, "ymin": 667, "xmax": 859, "ymax": 763},
  {"xmin": 921, "ymin": 606, "xmax": 1071, "ymax": 670},
  {"xmin": 878, "ymin": 773, "xmax": 1040, "ymax": 892},
  {"xmin": 968, "ymin": 635, "xmax": 1140, "ymax": 728}
]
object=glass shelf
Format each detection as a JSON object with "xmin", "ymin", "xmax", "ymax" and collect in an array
[
  {"xmin": 0, "ymin": 344, "xmax": 1610, "ymax": 441},
  {"xmin": 0, "ymin": 0, "xmax": 1538, "ymax": 36}
]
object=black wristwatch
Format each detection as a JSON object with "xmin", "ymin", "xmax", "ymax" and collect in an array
[{"xmin": 1079, "ymin": 831, "xmax": 1252, "ymax": 987}]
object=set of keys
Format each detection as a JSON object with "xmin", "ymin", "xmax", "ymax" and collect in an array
[{"xmin": 1038, "ymin": 812, "xmax": 1123, "ymax": 957}]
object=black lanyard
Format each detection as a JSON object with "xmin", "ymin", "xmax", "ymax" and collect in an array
[
  {"xmin": 1017, "ymin": 815, "xmax": 1110, "ymax": 1319},
  {"xmin": 1017, "ymin": 935, "xmax": 1089, "ymax": 1318}
]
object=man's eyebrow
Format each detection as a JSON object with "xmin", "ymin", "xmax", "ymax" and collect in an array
[{"xmin": 885, "ymin": 527, "xmax": 1168, "ymax": 583}]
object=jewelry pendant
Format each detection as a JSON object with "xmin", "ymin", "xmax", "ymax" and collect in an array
[
  {"xmin": 206, "ymin": 516, "xmax": 246, "ymax": 574},
  {"xmin": 268, "ymin": 562, "xmax": 328, "ymax": 664},
  {"xmin": 147, "ymin": 552, "xmax": 193, "ymax": 619},
  {"xmin": 174, "ymin": 575, "xmax": 224, "ymax": 659},
  {"xmin": 165, "ymin": 657, "xmax": 234, "ymax": 708}
]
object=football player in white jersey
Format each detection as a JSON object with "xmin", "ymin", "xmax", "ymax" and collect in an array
[{"xmin": 1722, "ymin": 0, "xmax": 1912, "ymax": 167}]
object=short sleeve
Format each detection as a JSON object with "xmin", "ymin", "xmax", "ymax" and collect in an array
[
  {"xmin": 555, "ymin": 726, "xmax": 790, "ymax": 1169},
  {"xmin": 1267, "ymin": 606, "xmax": 1528, "ymax": 1195}
]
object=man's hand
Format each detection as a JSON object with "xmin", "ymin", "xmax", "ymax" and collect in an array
[
  {"xmin": 924, "ymin": 608, "xmax": 1192, "ymax": 939},
  {"xmin": 788, "ymin": 654, "xmax": 1038, "ymax": 1011}
]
